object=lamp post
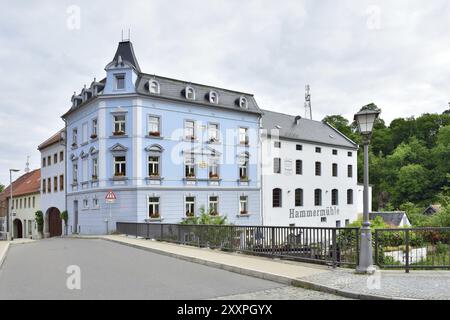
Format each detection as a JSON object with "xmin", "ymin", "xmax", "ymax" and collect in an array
[
  {"xmin": 7, "ymin": 169, "xmax": 20, "ymax": 241},
  {"xmin": 354, "ymin": 105, "xmax": 380, "ymax": 274}
]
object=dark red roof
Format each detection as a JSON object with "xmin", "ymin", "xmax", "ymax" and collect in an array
[{"xmin": 1, "ymin": 169, "xmax": 41, "ymax": 199}]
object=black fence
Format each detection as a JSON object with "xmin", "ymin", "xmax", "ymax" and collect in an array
[
  {"xmin": 116, "ymin": 222, "xmax": 360, "ymax": 267},
  {"xmin": 374, "ymin": 227, "xmax": 450, "ymax": 272}
]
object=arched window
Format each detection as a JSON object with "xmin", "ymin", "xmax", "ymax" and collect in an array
[
  {"xmin": 332, "ymin": 189, "xmax": 339, "ymax": 205},
  {"xmin": 208, "ymin": 91, "xmax": 219, "ymax": 104},
  {"xmin": 238, "ymin": 96, "xmax": 248, "ymax": 109},
  {"xmin": 273, "ymin": 188, "xmax": 282, "ymax": 208},
  {"xmin": 314, "ymin": 189, "xmax": 322, "ymax": 206},
  {"xmin": 347, "ymin": 189, "xmax": 354, "ymax": 205},
  {"xmin": 185, "ymin": 86, "xmax": 196, "ymax": 100},
  {"xmin": 295, "ymin": 189, "xmax": 303, "ymax": 207},
  {"xmin": 149, "ymin": 80, "xmax": 160, "ymax": 94}
]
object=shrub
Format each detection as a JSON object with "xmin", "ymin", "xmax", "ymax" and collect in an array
[{"xmin": 35, "ymin": 210, "xmax": 44, "ymax": 233}]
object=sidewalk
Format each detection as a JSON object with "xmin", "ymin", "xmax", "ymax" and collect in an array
[
  {"xmin": 0, "ymin": 238, "xmax": 35, "ymax": 268},
  {"xmin": 97, "ymin": 235, "xmax": 450, "ymax": 300}
]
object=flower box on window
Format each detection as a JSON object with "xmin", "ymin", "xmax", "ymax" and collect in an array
[
  {"xmin": 113, "ymin": 131, "xmax": 125, "ymax": 136},
  {"xmin": 92, "ymin": 175, "xmax": 98, "ymax": 181},
  {"xmin": 149, "ymin": 174, "xmax": 160, "ymax": 179},
  {"xmin": 71, "ymin": 142, "xmax": 77, "ymax": 147},
  {"xmin": 239, "ymin": 176, "xmax": 249, "ymax": 181},
  {"xmin": 186, "ymin": 173, "xmax": 196, "ymax": 179},
  {"xmin": 114, "ymin": 172, "xmax": 125, "ymax": 177},
  {"xmin": 185, "ymin": 211, "xmax": 195, "ymax": 217},
  {"xmin": 149, "ymin": 213, "xmax": 160, "ymax": 219},
  {"xmin": 149, "ymin": 131, "xmax": 160, "ymax": 137},
  {"xmin": 240, "ymin": 211, "xmax": 248, "ymax": 215},
  {"xmin": 90, "ymin": 134, "xmax": 98, "ymax": 139},
  {"xmin": 209, "ymin": 173, "xmax": 220, "ymax": 179}
]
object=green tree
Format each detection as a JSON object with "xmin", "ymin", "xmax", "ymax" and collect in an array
[
  {"xmin": 391, "ymin": 164, "xmax": 431, "ymax": 206},
  {"xmin": 0, "ymin": 184, "xmax": 4, "ymax": 193},
  {"xmin": 322, "ymin": 115, "xmax": 358, "ymax": 142}
]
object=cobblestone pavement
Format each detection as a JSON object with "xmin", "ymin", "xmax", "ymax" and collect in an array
[
  {"xmin": 302, "ymin": 268, "xmax": 450, "ymax": 300},
  {"xmin": 213, "ymin": 286, "xmax": 352, "ymax": 300}
]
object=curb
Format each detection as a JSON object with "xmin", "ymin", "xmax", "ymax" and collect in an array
[
  {"xmin": 0, "ymin": 242, "xmax": 10, "ymax": 269},
  {"xmin": 100, "ymin": 236, "xmax": 413, "ymax": 300}
]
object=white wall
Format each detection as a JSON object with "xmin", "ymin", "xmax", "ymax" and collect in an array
[
  {"xmin": 261, "ymin": 135, "xmax": 359, "ymax": 227},
  {"xmin": 10, "ymin": 193, "xmax": 40, "ymax": 238}
]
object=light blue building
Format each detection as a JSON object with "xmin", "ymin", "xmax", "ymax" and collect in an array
[{"xmin": 62, "ymin": 40, "xmax": 262, "ymax": 234}]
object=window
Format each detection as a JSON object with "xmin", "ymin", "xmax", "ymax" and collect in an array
[
  {"xmin": 274, "ymin": 158, "xmax": 281, "ymax": 174},
  {"xmin": 149, "ymin": 80, "xmax": 160, "ymax": 94},
  {"xmin": 185, "ymin": 196, "xmax": 195, "ymax": 217},
  {"xmin": 332, "ymin": 189, "xmax": 339, "ymax": 205},
  {"xmin": 239, "ymin": 153, "xmax": 249, "ymax": 180},
  {"xmin": 239, "ymin": 96, "xmax": 248, "ymax": 109},
  {"xmin": 32, "ymin": 197, "xmax": 35, "ymax": 208},
  {"xmin": 315, "ymin": 162, "xmax": 321, "ymax": 176},
  {"xmin": 114, "ymin": 156, "xmax": 126, "ymax": 177},
  {"xmin": 47, "ymin": 178, "xmax": 51, "ymax": 193},
  {"xmin": 54, "ymin": 176, "xmax": 58, "ymax": 192},
  {"xmin": 315, "ymin": 147, "xmax": 321, "ymax": 153},
  {"xmin": 209, "ymin": 157, "xmax": 219, "ymax": 179},
  {"xmin": 42, "ymin": 157, "xmax": 46, "ymax": 167},
  {"xmin": 60, "ymin": 151, "xmax": 64, "ymax": 162},
  {"xmin": 148, "ymin": 156, "xmax": 160, "ymax": 177},
  {"xmin": 185, "ymin": 153, "xmax": 195, "ymax": 178},
  {"xmin": 295, "ymin": 189, "xmax": 303, "ymax": 207},
  {"xmin": 209, "ymin": 91, "xmax": 219, "ymax": 104},
  {"xmin": 321, "ymin": 217, "xmax": 327, "ymax": 223},
  {"xmin": 92, "ymin": 119, "xmax": 98, "ymax": 138},
  {"xmin": 347, "ymin": 165, "xmax": 353, "ymax": 178},
  {"xmin": 239, "ymin": 127, "xmax": 249, "ymax": 145},
  {"xmin": 208, "ymin": 123, "xmax": 219, "ymax": 142},
  {"xmin": 296, "ymin": 144, "xmax": 303, "ymax": 151},
  {"xmin": 296, "ymin": 160, "xmax": 302, "ymax": 175},
  {"xmin": 239, "ymin": 196, "xmax": 248, "ymax": 214},
  {"xmin": 92, "ymin": 158, "xmax": 99, "ymax": 179},
  {"xmin": 48, "ymin": 156, "xmax": 51, "ymax": 166},
  {"xmin": 345, "ymin": 219, "xmax": 350, "ymax": 226},
  {"xmin": 82, "ymin": 122, "xmax": 88, "ymax": 143},
  {"xmin": 185, "ymin": 120, "xmax": 195, "ymax": 140},
  {"xmin": 347, "ymin": 189, "xmax": 354, "ymax": 205},
  {"xmin": 115, "ymin": 74, "xmax": 125, "ymax": 90},
  {"xmin": 28, "ymin": 197, "xmax": 31, "ymax": 208},
  {"xmin": 148, "ymin": 116, "xmax": 160, "ymax": 136},
  {"xmin": 60, "ymin": 175, "xmax": 64, "ymax": 191},
  {"xmin": 148, "ymin": 197, "xmax": 160, "ymax": 218},
  {"xmin": 72, "ymin": 128, "xmax": 78, "ymax": 146},
  {"xmin": 336, "ymin": 220, "xmax": 341, "ymax": 228},
  {"xmin": 273, "ymin": 188, "xmax": 282, "ymax": 208},
  {"xmin": 93, "ymin": 197, "xmax": 99, "ymax": 209},
  {"xmin": 54, "ymin": 153, "xmax": 58, "ymax": 164},
  {"xmin": 73, "ymin": 163, "xmax": 78, "ymax": 183},
  {"xmin": 314, "ymin": 189, "xmax": 322, "ymax": 206},
  {"xmin": 332, "ymin": 149, "xmax": 338, "ymax": 155},
  {"xmin": 348, "ymin": 152, "xmax": 352, "ymax": 157},
  {"xmin": 20, "ymin": 199, "xmax": 22, "ymax": 209},
  {"xmin": 83, "ymin": 198, "xmax": 89, "ymax": 209},
  {"xmin": 185, "ymin": 86, "xmax": 195, "ymax": 100},
  {"xmin": 82, "ymin": 159, "xmax": 88, "ymax": 182},
  {"xmin": 209, "ymin": 196, "xmax": 219, "ymax": 215},
  {"xmin": 113, "ymin": 115, "xmax": 126, "ymax": 134},
  {"xmin": 332, "ymin": 163, "xmax": 338, "ymax": 177},
  {"xmin": 42, "ymin": 179, "xmax": 46, "ymax": 194},
  {"xmin": 274, "ymin": 141, "xmax": 281, "ymax": 148}
]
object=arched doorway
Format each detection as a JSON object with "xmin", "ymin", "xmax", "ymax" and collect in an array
[
  {"xmin": 13, "ymin": 219, "xmax": 23, "ymax": 239},
  {"xmin": 47, "ymin": 207, "xmax": 62, "ymax": 237}
]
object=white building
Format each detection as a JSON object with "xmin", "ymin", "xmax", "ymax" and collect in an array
[
  {"xmin": 261, "ymin": 110, "xmax": 361, "ymax": 228},
  {"xmin": 38, "ymin": 129, "xmax": 66, "ymax": 237}
]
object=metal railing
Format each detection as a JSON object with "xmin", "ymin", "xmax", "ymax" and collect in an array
[
  {"xmin": 375, "ymin": 227, "xmax": 450, "ymax": 273},
  {"xmin": 117, "ymin": 222, "xmax": 360, "ymax": 267}
]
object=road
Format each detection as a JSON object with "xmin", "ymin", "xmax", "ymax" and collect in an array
[{"xmin": 0, "ymin": 238, "xmax": 347, "ymax": 300}]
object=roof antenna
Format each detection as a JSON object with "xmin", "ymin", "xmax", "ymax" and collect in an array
[
  {"xmin": 304, "ymin": 84, "xmax": 312, "ymax": 120},
  {"xmin": 25, "ymin": 156, "xmax": 30, "ymax": 173},
  {"xmin": 121, "ymin": 29, "xmax": 124, "ymax": 41},
  {"xmin": 128, "ymin": 28, "xmax": 131, "ymax": 41}
]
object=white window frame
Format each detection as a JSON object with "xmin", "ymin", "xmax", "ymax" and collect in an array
[
  {"xmin": 185, "ymin": 86, "xmax": 195, "ymax": 100},
  {"xmin": 208, "ymin": 196, "xmax": 219, "ymax": 215},
  {"xmin": 184, "ymin": 153, "xmax": 196, "ymax": 178},
  {"xmin": 148, "ymin": 155, "xmax": 160, "ymax": 177},
  {"xmin": 184, "ymin": 120, "xmax": 195, "ymax": 140},
  {"xmin": 208, "ymin": 157, "xmax": 219, "ymax": 179},
  {"xmin": 209, "ymin": 91, "xmax": 219, "ymax": 104},
  {"xmin": 185, "ymin": 196, "xmax": 196, "ymax": 217},
  {"xmin": 72, "ymin": 128, "xmax": 78, "ymax": 146},
  {"xmin": 82, "ymin": 122, "xmax": 88, "ymax": 143},
  {"xmin": 239, "ymin": 195, "xmax": 248, "ymax": 214},
  {"xmin": 82, "ymin": 158, "xmax": 88, "ymax": 182},
  {"xmin": 113, "ymin": 115, "xmax": 126, "ymax": 134},
  {"xmin": 72, "ymin": 163, "xmax": 78, "ymax": 184},
  {"xmin": 148, "ymin": 116, "xmax": 160, "ymax": 135},
  {"xmin": 239, "ymin": 127, "xmax": 249, "ymax": 145},
  {"xmin": 114, "ymin": 155, "xmax": 126, "ymax": 177},
  {"xmin": 238, "ymin": 153, "xmax": 249, "ymax": 180},
  {"xmin": 92, "ymin": 158, "xmax": 98, "ymax": 179},
  {"xmin": 239, "ymin": 96, "xmax": 248, "ymax": 109},
  {"xmin": 115, "ymin": 74, "xmax": 125, "ymax": 90},
  {"xmin": 92, "ymin": 196, "xmax": 100, "ymax": 209},
  {"xmin": 82, "ymin": 198, "xmax": 89, "ymax": 209},
  {"xmin": 149, "ymin": 80, "xmax": 160, "ymax": 94},
  {"xmin": 92, "ymin": 118, "xmax": 98, "ymax": 137},
  {"xmin": 208, "ymin": 123, "xmax": 219, "ymax": 142},
  {"xmin": 148, "ymin": 196, "xmax": 160, "ymax": 218}
]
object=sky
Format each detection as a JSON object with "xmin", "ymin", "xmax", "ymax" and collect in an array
[{"xmin": 1, "ymin": 0, "xmax": 450, "ymax": 186}]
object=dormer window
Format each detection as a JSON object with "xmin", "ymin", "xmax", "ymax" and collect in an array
[
  {"xmin": 209, "ymin": 91, "xmax": 219, "ymax": 104},
  {"xmin": 149, "ymin": 80, "xmax": 160, "ymax": 94},
  {"xmin": 185, "ymin": 86, "xmax": 195, "ymax": 100},
  {"xmin": 239, "ymin": 96, "xmax": 248, "ymax": 109},
  {"xmin": 115, "ymin": 74, "xmax": 125, "ymax": 90}
]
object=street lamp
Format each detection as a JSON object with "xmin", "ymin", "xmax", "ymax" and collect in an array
[
  {"xmin": 354, "ymin": 105, "xmax": 380, "ymax": 274},
  {"xmin": 7, "ymin": 169, "xmax": 20, "ymax": 241}
]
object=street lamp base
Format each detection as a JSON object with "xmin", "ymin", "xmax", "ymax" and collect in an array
[{"xmin": 355, "ymin": 265, "xmax": 377, "ymax": 275}]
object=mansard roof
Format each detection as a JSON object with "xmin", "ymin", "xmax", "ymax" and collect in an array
[
  {"xmin": 112, "ymin": 41, "xmax": 141, "ymax": 72},
  {"xmin": 261, "ymin": 109, "xmax": 358, "ymax": 149}
]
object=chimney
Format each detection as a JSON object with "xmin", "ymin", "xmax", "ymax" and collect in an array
[{"xmin": 295, "ymin": 116, "xmax": 302, "ymax": 125}]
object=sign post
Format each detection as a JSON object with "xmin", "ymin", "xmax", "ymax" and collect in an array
[{"xmin": 105, "ymin": 190, "xmax": 117, "ymax": 234}]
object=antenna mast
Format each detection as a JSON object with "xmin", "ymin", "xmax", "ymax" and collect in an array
[
  {"xmin": 304, "ymin": 85, "xmax": 312, "ymax": 120},
  {"xmin": 25, "ymin": 156, "xmax": 30, "ymax": 173}
]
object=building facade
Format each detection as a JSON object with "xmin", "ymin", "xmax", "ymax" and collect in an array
[
  {"xmin": 1, "ymin": 169, "xmax": 41, "ymax": 239},
  {"xmin": 62, "ymin": 41, "xmax": 262, "ymax": 234},
  {"xmin": 38, "ymin": 129, "xmax": 66, "ymax": 237},
  {"xmin": 261, "ymin": 110, "xmax": 361, "ymax": 228}
]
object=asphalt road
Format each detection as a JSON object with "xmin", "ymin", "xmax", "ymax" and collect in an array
[{"xmin": 0, "ymin": 238, "xmax": 346, "ymax": 300}]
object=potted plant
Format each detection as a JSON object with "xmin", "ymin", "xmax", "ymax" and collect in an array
[
  {"xmin": 114, "ymin": 172, "xmax": 125, "ymax": 177},
  {"xmin": 209, "ymin": 173, "xmax": 219, "ymax": 179},
  {"xmin": 92, "ymin": 175, "xmax": 98, "ymax": 180},
  {"xmin": 60, "ymin": 210, "xmax": 68, "ymax": 236},
  {"xmin": 35, "ymin": 210, "xmax": 44, "ymax": 239},
  {"xmin": 113, "ymin": 131, "xmax": 125, "ymax": 136},
  {"xmin": 239, "ymin": 175, "xmax": 248, "ymax": 181},
  {"xmin": 240, "ymin": 210, "xmax": 248, "ymax": 215},
  {"xmin": 150, "ymin": 212, "xmax": 160, "ymax": 219},
  {"xmin": 186, "ymin": 173, "xmax": 196, "ymax": 179},
  {"xmin": 149, "ymin": 131, "xmax": 160, "ymax": 137}
]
